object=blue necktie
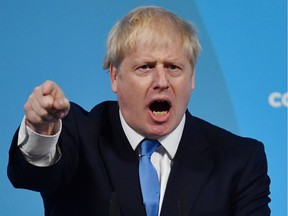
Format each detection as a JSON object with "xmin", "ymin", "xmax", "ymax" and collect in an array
[{"xmin": 139, "ymin": 139, "xmax": 160, "ymax": 216}]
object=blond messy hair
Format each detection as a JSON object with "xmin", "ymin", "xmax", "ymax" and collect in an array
[{"xmin": 103, "ymin": 6, "xmax": 201, "ymax": 70}]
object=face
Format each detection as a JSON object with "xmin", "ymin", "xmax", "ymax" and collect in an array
[{"xmin": 110, "ymin": 38, "xmax": 195, "ymax": 139}]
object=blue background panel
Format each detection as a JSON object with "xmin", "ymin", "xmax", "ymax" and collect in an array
[{"xmin": 0, "ymin": 0, "xmax": 286, "ymax": 215}]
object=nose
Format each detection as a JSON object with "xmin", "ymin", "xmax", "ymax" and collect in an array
[{"xmin": 154, "ymin": 65, "xmax": 169, "ymax": 90}]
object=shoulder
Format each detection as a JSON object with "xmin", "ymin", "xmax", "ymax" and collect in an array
[
  {"xmin": 185, "ymin": 113, "xmax": 269, "ymax": 187},
  {"xmin": 186, "ymin": 112, "xmax": 265, "ymax": 156},
  {"xmin": 62, "ymin": 101, "xmax": 121, "ymax": 141},
  {"xmin": 68, "ymin": 101, "xmax": 119, "ymax": 118},
  {"xmin": 64, "ymin": 100, "xmax": 119, "ymax": 129}
]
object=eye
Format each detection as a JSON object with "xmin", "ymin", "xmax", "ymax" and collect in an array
[
  {"xmin": 139, "ymin": 64, "xmax": 151, "ymax": 70},
  {"xmin": 136, "ymin": 64, "xmax": 154, "ymax": 73},
  {"xmin": 166, "ymin": 65, "xmax": 178, "ymax": 70},
  {"xmin": 165, "ymin": 64, "xmax": 182, "ymax": 74}
]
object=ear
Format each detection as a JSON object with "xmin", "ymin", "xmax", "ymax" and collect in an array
[
  {"xmin": 110, "ymin": 64, "xmax": 118, "ymax": 93},
  {"xmin": 191, "ymin": 70, "xmax": 195, "ymax": 90}
]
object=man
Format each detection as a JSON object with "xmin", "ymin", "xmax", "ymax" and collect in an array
[{"xmin": 8, "ymin": 6, "xmax": 271, "ymax": 216}]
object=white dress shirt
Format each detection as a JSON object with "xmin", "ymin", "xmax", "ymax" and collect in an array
[
  {"xmin": 119, "ymin": 111, "xmax": 185, "ymax": 214},
  {"xmin": 18, "ymin": 110, "xmax": 186, "ymax": 215}
]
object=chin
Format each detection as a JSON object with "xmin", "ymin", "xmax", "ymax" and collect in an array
[{"xmin": 146, "ymin": 126, "xmax": 171, "ymax": 139}]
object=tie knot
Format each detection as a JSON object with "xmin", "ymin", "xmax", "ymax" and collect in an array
[{"xmin": 140, "ymin": 139, "xmax": 160, "ymax": 157}]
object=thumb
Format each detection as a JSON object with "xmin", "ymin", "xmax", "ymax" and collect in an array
[{"xmin": 53, "ymin": 97, "xmax": 70, "ymax": 119}]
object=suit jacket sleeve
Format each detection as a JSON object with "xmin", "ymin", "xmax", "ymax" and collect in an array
[
  {"xmin": 7, "ymin": 104, "xmax": 81, "ymax": 194},
  {"xmin": 231, "ymin": 140, "xmax": 271, "ymax": 216}
]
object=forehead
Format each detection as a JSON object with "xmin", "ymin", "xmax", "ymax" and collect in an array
[
  {"xmin": 133, "ymin": 39, "xmax": 185, "ymax": 60},
  {"xmin": 121, "ymin": 39, "xmax": 191, "ymax": 70},
  {"xmin": 119, "ymin": 31, "xmax": 190, "ymax": 70}
]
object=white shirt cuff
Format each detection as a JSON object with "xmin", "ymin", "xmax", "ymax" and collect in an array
[{"xmin": 18, "ymin": 116, "xmax": 62, "ymax": 167}]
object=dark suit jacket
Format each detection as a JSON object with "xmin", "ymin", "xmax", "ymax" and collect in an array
[{"xmin": 8, "ymin": 101, "xmax": 271, "ymax": 216}]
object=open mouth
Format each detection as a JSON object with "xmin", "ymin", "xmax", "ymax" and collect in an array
[{"xmin": 149, "ymin": 100, "xmax": 171, "ymax": 116}]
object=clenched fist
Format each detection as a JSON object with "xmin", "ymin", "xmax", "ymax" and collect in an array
[{"xmin": 24, "ymin": 80, "xmax": 70, "ymax": 135}]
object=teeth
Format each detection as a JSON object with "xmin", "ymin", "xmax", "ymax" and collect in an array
[{"xmin": 152, "ymin": 111, "xmax": 167, "ymax": 116}]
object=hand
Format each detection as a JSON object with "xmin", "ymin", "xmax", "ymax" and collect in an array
[{"xmin": 24, "ymin": 80, "xmax": 70, "ymax": 135}]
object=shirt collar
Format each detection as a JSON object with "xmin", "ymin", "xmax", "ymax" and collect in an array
[{"xmin": 119, "ymin": 110, "xmax": 186, "ymax": 159}]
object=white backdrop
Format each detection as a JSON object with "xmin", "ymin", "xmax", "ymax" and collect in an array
[{"xmin": 0, "ymin": 0, "xmax": 286, "ymax": 215}]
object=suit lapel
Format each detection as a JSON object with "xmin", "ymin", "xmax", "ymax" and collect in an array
[
  {"xmin": 98, "ymin": 105, "xmax": 146, "ymax": 216},
  {"xmin": 160, "ymin": 113, "xmax": 215, "ymax": 216},
  {"xmin": 97, "ymin": 104, "xmax": 214, "ymax": 215}
]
